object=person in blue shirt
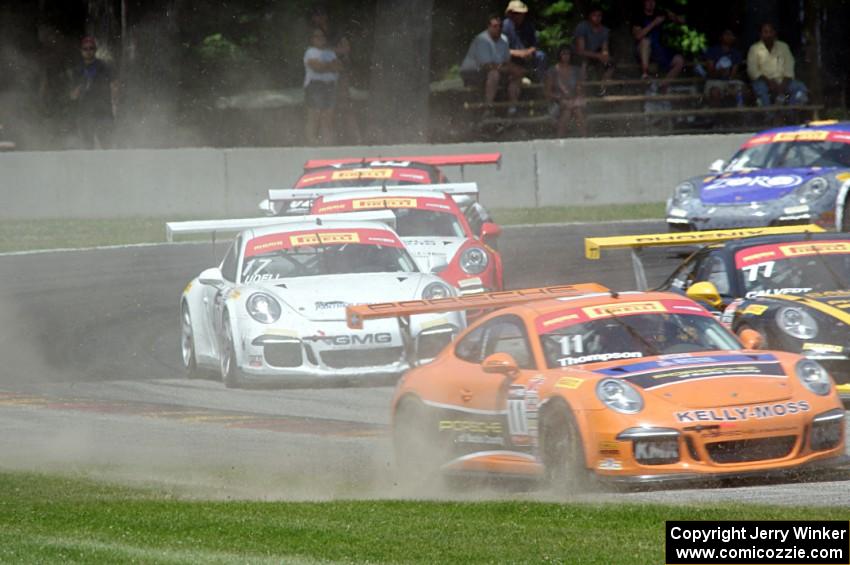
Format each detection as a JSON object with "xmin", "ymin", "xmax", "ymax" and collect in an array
[
  {"xmin": 702, "ymin": 29, "xmax": 745, "ymax": 107},
  {"xmin": 502, "ymin": 0, "xmax": 547, "ymax": 83},
  {"xmin": 631, "ymin": 0, "xmax": 685, "ymax": 81}
]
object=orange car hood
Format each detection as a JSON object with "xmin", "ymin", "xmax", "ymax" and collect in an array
[{"xmin": 590, "ymin": 352, "xmax": 793, "ymax": 408}]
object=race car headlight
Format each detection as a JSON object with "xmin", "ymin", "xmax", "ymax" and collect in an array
[
  {"xmin": 422, "ymin": 281, "xmax": 453, "ymax": 300},
  {"xmin": 671, "ymin": 182, "xmax": 696, "ymax": 206},
  {"xmin": 596, "ymin": 378, "xmax": 643, "ymax": 414},
  {"xmin": 246, "ymin": 292, "xmax": 281, "ymax": 324},
  {"xmin": 795, "ymin": 176, "xmax": 829, "ymax": 203},
  {"xmin": 776, "ymin": 306, "xmax": 818, "ymax": 339},
  {"xmin": 459, "ymin": 247, "xmax": 489, "ymax": 275},
  {"xmin": 795, "ymin": 359, "xmax": 832, "ymax": 396}
]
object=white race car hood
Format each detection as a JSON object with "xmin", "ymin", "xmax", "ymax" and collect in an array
[
  {"xmin": 258, "ymin": 272, "xmax": 437, "ymax": 321},
  {"xmin": 402, "ymin": 237, "xmax": 465, "ymax": 273}
]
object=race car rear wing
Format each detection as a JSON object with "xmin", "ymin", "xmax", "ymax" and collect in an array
[
  {"xmin": 585, "ymin": 224, "xmax": 826, "ymax": 290},
  {"xmin": 268, "ymin": 182, "xmax": 479, "ymax": 203},
  {"xmin": 346, "ymin": 283, "xmax": 609, "ymax": 329},
  {"xmin": 165, "ymin": 210, "xmax": 397, "ymax": 242},
  {"xmin": 303, "ymin": 153, "xmax": 501, "ymax": 170}
]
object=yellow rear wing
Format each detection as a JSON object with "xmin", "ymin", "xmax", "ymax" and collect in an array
[
  {"xmin": 585, "ymin": 225, "xmax": 825, "ymax": 260},
  {"xmin": 346, "ymin": 283, "xmax": 609, "ymax": 329},
  {"xmin": 585, "ymin": 225, "xmax": 825, "ymax": 290}
]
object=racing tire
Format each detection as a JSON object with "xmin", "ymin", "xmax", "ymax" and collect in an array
[
  {"xmin": 220, "ymin": 314, "xmax": 242, "ymax": 389},
  {"xmin": 392, "ymin": 397, "xmax": 442, "ymax": 489},
  {"xmin": 842, "ymin": 203, "xmax": 850, "ymax": 232},
  {"xmin": 180, "ymin": 303, "xmax": 202, "ymax": 379},
  {"xmin": 540, "ymin": 400, "xmax": 591, "ymax": 493}
]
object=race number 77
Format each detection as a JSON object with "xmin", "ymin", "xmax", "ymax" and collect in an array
[{"xmin": 741, "ymin": 261, "xmax": 775, "ymax": 282}]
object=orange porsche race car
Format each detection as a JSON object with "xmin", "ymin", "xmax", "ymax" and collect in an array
[{"xmin": 346, "ymin": 285, "xmax": 847, "ymax": 486}]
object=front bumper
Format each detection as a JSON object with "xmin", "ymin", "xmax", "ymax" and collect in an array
[
  {"xmin": 667, "ymin": 199, "xmax": 833, "ymax": 231},
  {"xmin": 235, "ymin": 315, "xmax": 460, "ymax": 386},
  {"xmin": 596, "ymin": 453, "xmax": 850, "ymax": 485},
  {"xmin": 584, "ymin": 404, "xmax": 846, "ymax": 482}
]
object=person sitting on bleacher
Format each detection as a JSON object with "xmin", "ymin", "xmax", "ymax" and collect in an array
[
  {"xmin": 574, "ymin": 5, "xmax": 615, "ymax": 85},
  {"xmin": 502, "ymin": 1, "xmax": 547, "ymax": 83},
  {"xmin": 702, "ymin": 29, "xmax": 745, "ymax": 108},
  {"xmin": 460, "ymin": 14, "xmax": 524, "ymax": 117},
  {"xmin": 631, "ymin": 0, "xmax": 685, "ymax": 82},
  {"xmin": 544, "ymin": 46, "xmax": 587, "ymax": 138},
  {"xmin": 747, "ymin": 22, "xmax": 808, "ymax": 107}
]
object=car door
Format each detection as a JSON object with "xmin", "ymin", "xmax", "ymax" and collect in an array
[
  {"xmin": 205, "ymin": 239, "xmax": 240, "ymax": 355},
  {"xmin": 441, "ymin": 314, "xmax": 539, "ymax": 456}
]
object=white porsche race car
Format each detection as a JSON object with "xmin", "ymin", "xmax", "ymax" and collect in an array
[{"xmin": 168, "ymin": 212, "xmax": 464, "ymax": 387}]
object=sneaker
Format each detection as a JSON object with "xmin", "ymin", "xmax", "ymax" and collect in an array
[{"xmin": 521, "ymin": 77, "xmax": 532, "ymax": 86}]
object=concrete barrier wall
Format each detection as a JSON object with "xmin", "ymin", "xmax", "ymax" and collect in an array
[{"xmin": 0, "ymin": 133, "xmax": 751, "ymax": 220}]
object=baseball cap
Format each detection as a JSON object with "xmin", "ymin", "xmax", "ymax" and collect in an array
[{"xmin": 505, "ymin": 1, "xmax": 528, "ymax": 13}]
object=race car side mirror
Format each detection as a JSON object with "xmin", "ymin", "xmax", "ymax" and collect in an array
[
  {"xmin": 480, "ymin": 222, "xmax": 502, "ymax": 242},
  {"xmin": 686, "ymin": 281, "xmax": 723, "ymax": 309},
  {"xmin": 482, "ymin": 352, "xmax": 519, "ymax": 377},
  {"xmin": 198, "ymin": 267, "xmax": 225, "ymax": 287},
  {"xmin": 709, "ymin": 159, "xmax": 725, "ymax": 173},
  {"xmin": 738, "ymin": 328, "xmax": 764, "ymax": 350}
]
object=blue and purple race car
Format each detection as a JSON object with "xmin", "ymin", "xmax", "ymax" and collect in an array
[{"xmin": 667, "ymin": 121, "xmax": 850, "ymax": 232}]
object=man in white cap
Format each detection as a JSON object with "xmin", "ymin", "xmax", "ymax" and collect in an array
[
  {"xmin": 502, "ymin": 0, "xmax": 546, "ymax": 83},
  {"xmin": 459, "ymin": 14, "xmax": 523, "ymax": 114}
]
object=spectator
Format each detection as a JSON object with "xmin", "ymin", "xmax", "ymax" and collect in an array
[
  {"xmin": 69, "ymin": 36, "xmax": 118, "ymax": 149},
  {"xmin": 747, "ymin": 22, "xmax": 808, "ymax": 107},
  {"xmin": 459, "ymin": 14, "xmax": 523, "ymax": 116},
  {"xmin": 310, "ymin": 5, "xmax": 361, "ymax": 144},
  {"xmin": 702, "ymin": 29, "xmax": 745, "ymax": 107},
  {"xmin": 502, "ymin": 0, "xmax": 546, "ymax": 83},
  {"xmin": 574, "ymin": 6, "xmax": 615, "ymax": 85},
  {"xmin": 544, "ymin": 46, "xmax": 586, "ymax": 137},
  {"xmin": 631, "ymin": 0, "xmax": 685, "ymax": 82},
  {"xmin": 303, "ymin": 27, "xmax": 342, "ymax": 145}
]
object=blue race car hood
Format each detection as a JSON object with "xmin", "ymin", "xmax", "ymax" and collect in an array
[{"xmin": 699, "ymin": 168, "xmax": 822, "ymax": 204}]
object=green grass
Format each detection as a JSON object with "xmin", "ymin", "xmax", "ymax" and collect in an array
[
  {"xmin": 1, "ymin": 204, "xmax": 665, "ymax": 253},
  {"xmin": 492, "ymin": 203, "xmax": 666, "ymax": 225},
  {"xmin": 0, "ymin": 218, "xmax": 174, "ymax": 253},
  {"xmin": 0, "ymin": 470, "xmax": 846, "ymax": 564}
]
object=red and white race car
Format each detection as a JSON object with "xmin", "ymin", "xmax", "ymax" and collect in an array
[
  {"xmin": 261, "ymin": 153, "xmax": 501, "ymax": 238},
  {"xmin": 266, "ymin": 184, "xmax": 504, "ymax": 294}
]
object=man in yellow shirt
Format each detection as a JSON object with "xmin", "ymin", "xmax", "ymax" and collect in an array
[{"xmin": 747, "ymin": 22, "xmax": 808, "ymax": 107}]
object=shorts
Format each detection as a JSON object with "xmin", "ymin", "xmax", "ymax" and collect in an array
[
  {"xmin": 305, "ymin": 81, "xmax": 337, "ymax": 110},
  {"xmin": 461, "ymin": 68, "xmax": 496, "ymax": 88},
  {"xmin": 635, "ymin": 39, "xmax": 677, "ymax": 72},
  {"xmin": 582, "ymin": 56, "xmax": 615, "ymax": 80}
]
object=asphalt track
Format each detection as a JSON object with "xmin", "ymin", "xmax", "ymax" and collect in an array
[{"xmin": 0, "ymin": 220, "xmax": 847, "ymax": 504}]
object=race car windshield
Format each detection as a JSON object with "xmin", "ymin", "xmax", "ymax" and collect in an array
[
  {"xmin": 241, "ymin": 243, "xmax": 418, "ymax": 282},
  {"xmin": 539, "ymin": 313, "xmax": 739, "ymax": 369},
  {"xmin": 738, "ymin": 252, "xmax": 850, "ymax": 296},
  {"xmin": 392, "ymin": 208, "xmax": 466, "ymax": 238},
  {"xmin": 727, "ymin": 141, "xmax": 850, "ymax": 171}
]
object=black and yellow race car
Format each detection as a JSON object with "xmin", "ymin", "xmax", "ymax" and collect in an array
[{"xmin": 586, "ymin": 225, "xmax": 850, "ymax": 400}]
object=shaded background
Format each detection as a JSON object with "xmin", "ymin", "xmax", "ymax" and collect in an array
[{"xmin": 0, "ymin": 0, "xmax": 848, "ymax": 149}]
